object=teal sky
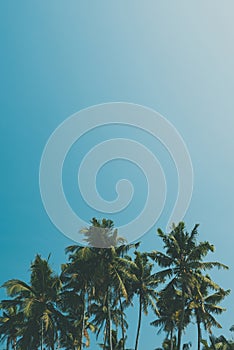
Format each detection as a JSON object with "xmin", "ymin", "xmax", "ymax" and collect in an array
[{"xmin": 1, "ymin": 1, "xmax": 234, "ymax": 349}]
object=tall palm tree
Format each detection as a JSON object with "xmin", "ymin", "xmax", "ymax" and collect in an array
[
  {"xmin": 189, "ymin": 274, "xmax": 230, "ymax": 350},
  {"xmin": 2, "ymin": 255, "xmax": 63, "ymax": 350},
  {"xmin": 149, "ymin": 222, "xmax": 228, "ymax": 350},
  {"xmin": 91, "ymin": 302, "xmax": 127, "ymax": 349},
  {"xmin": 61, "ymin": 245, "xmax": 97, "ymax": 350},
  {"xmin": 67, "ymin": 218, "xmax": 137, "ymax": 350},
  {"xmin": 89, "ymin": 246, "xmax": 134, "ymax": 350},
  {"xmin": 129, "ymin": 251, "xmax": 160, "ymax": 350},
  {"xmin": 151, "ymin": 283, "xmax": 190, "ymax": 350}
]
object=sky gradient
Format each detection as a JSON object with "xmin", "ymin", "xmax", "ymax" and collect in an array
[{"xmin": 1, "ymin": 1, "xmax": 234, "ymax": 349}]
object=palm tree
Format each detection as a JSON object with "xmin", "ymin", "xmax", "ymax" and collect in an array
[
  {"xmin": 67, "ymin": 218, "xmax": 137, "ymax": 350},
  {"xmin": 149, "ymin": 222, "xmax": 228, "ymax": 350},
  {"xmin": 98, "ymin": 329, "xmax": 133, "ymax": 350},
  {"xmin": 2, "ymin": 255, "xmax": 63, "ymax": 350},
  {"xmin": 61, "ymin": 245, "xmax": 97, "ymax": 350},
  {"xmin": 155, "ymin": 336, "xmax": 192, "ymax": 350},
  {"xmin": 129, "ymin": 251, "xmax": 160, "ymax": 350},
  {"xmin": 90, "ymin": 246, "xmax": 134, "ymax": 350},
  {"xmin": 189, "ymin": 274, "xmax": 230, "ymax": 350},
  {"xmin": 201, "ymin": 335, "xmax": 234, "ymax": 350},
  {"xmin": 91, "ymin": 302, "xmax": 127, "ymax": 349},
  {"xmin": 0, "ymin": 300, "xmax": 23, "ymax": 350},
  {"xmin": 151, "ymin": 283, "xmax": 190, "ymax": 350}
]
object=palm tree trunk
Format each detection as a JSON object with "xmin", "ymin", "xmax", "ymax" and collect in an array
[
  {"xmin": 13, "ymin": 337, "xmax": 17, "ymax": 350},
  {"xmin": 177, "ymin": 288, "xmax": 185, "ymax": 350},
  {"xmin": 104, "ymin": 320, "xmax": 108, "ymax": 350},
  {"xmin": 135, "ymin": 294, "xmax": 142, "ymax": 350},
  {"xmin": 170, "ymin": 329, "xmax": 174, "ymax": 350},
  {"xmin": 41, "ymin": 318, "xmax": 44, "ymax": 350},
  {"xmin": 51, "ymin": 325, "xmax": 55, "ymax": 350},
  {"xmin": 80, "ymin": 286, "xmax": 87, "ymax": 350},
  {"xmin": 177, "ymin": 327, "xmax": 182, "ymax": 350},
  {"xmin": 107, "ymin": 288, "xmax": 113, "ymax": 350},
  {"xmin": 197, "ymin": 319, "xmax": 201, "ymax": 350},
  {"xmin": 119, "ymin": 293, "xmax": 125, "ymax": 350}
]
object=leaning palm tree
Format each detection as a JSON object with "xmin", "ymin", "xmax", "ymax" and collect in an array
[
  {"xmin": 2, "ymin": 254, "xmax": 63, "ymax": 350},
  {"xmin": 149, "ymin": 222, "xmax": 228, "ymax": 350}
]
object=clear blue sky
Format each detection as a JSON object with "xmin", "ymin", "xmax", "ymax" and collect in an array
[{"xmin": 1, "ymin": 1, "xmax": 234, "ymax": 349}]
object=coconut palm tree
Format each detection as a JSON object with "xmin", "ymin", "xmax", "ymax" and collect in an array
[
  {"xmin": 2, "ymin": 255, "xmax": 63, "ymax": 350},
  {"xmin": 151, "ymin": 283, "xmax": 190, "ymax": 350},
  {"xmin": 61, "ymin": 245, "xmax": 97, "ymax": 350},
  {"xmin": 67, "ymin": 218, "xmax": 137, "ymax": 350},
  {"xmin": 155, "ymin": 336, "xmax": 192, "ymax": 350},
  {"xmin": 201, "ymin": 335, "xmax": 234, "ymax": 350},
  {"xmin": 128, "ymin": 251, "xmax": 160, "ymax": 350},
  {"xmin": 90, "ymin": 301, "xmax": 127, "ymax": 349},
  {"xmin": 98, "ymin": 329, "xmax": 134, "ymax": 350},
  {"xmin": 149, "ymin": 222, "xmax": 228, "ymax": 350},
  {"xmin": 189, "ymin": 274, "xmax": 230, "ymax": 350},
  {"xmin": 0, "ymin": 300, "xmax": 23, "ymax": 350},
  {"xmin": 90, "ymin": 246, "xmax": 134, "ymax": 350}
]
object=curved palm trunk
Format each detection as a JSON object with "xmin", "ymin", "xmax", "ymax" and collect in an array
[{"xmin": 135, "ymin": 294, "xmax": 142, "ymax": 350}]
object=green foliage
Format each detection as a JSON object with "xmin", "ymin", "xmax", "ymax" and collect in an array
[
  {"xmin": 201, "ymin": 335, "xmax": 234, "ymax": 350},
  {"xmin": 0, "ymin": 220, "xmax": 230, "ymax": 350}
]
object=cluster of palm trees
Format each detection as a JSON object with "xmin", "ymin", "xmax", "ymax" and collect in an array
[{"xmin": 0, "ymin": 219, "xmax": 231, "ymax": 350}]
